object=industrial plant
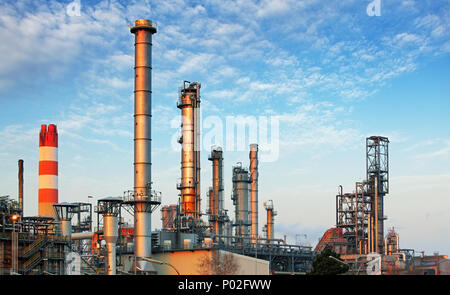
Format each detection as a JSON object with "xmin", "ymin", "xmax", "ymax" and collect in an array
[{"xmin": 0, "ymin": 19, "xmax": 448, "ymax": 275}]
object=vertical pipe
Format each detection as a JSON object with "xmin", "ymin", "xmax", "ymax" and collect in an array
[
  {"xmin": 249, "ymin": 144, "xmax": 258, "ymax": 244},
  {"xmin": 374, "ymin": 176, "xmax": 378, "ymax": 253},
  {"xmin": 368, "ymin": 212, "xmax": 372, "ymax": 253},
  {"xmin": 195, "ymin": 86, "xmax": 201, "ymax": 220},
  {"xmin": 131, "ymin": 19, "xmax": 156, "ymax": 261},
  {"xmin": 18, "ymin": 160, "xmax": 24, "ymax": 218},
  {"xmin": 38, "ymin": 124, "xmax": 58, "ymax": 218}
]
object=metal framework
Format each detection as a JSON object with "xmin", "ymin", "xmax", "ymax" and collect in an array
[
  {"xmin": 336, "ymin": 182, "xmax": 372, "ymax": 254},
  {"xmin": 335, "ymin": 136, "xmax": 389, "ymax": 255},
  {"xmin": 366, "ymin": 136, "xmax": 389, "ymax": 254}
]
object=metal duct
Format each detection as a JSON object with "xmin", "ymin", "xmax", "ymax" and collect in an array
[
  {"xmin": 249, "ymin": 144, "xmax": 258, "ymax": 244},
  {"xmin": 177, "ymin": 82, "xmax": 201, "ymax": 220},
  {"xmin": 71, "ymin": 232, "xmax": 94, "ymax": 240},
  {"xmin": 130, "ymin": 19, "xmax": 157, "ymax": 263}
]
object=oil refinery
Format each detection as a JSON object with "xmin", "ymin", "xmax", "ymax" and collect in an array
[{"xmin": 0, "ymin": 18, "xmax": 448, "ymax": 276}]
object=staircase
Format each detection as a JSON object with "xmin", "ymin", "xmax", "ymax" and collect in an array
[
  {"xmin": 22, "ymin": 251, "xmax": 43, "ymax": 274},
  {"xmin": 21, "ymin": 236, "xmax": 47, "ymax": 259},
  {"xmin": 20, "ymin": 236, "xmax": 48, "ymax": 274}
]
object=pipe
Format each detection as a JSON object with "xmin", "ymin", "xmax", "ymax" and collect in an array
[
  {"xmin": 207, "ymin": 234, "xmax": 284, "ymax": 243},
  {"xmin": 249, "ymin": 144, "xmax": 258, "ymax": 244},
  {"xmin": 38, "ymin": 124, "xmax": 58, "ymax": 218},
  {"xmin": 368, "ymin": 212, "xmax": 371, "ymax": 253},
  {"xmin": 18, "ymin": 160, "xmax": 24, "ymax": 218},
  {"xmin": 131, "ymin": 19, "xmax": 156, "ymax": 262},
  {"xmin": 374, "ymin": 175, "xmax": 379, "ymax": 253},
  {"xmin": 71, "ymin": 232, "xmax": 94, "ymax": 240}
]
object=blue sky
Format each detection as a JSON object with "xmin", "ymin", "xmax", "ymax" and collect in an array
[{"xmin": 0, "ymin": 0, "xmax": 449, "ymax": 254}]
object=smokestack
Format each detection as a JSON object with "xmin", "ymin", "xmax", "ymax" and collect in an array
[
  {"xmin": 249, "ymin": 144, "xmax": 258, "ymax": 244},
  {"xmin": 130, "ymin": 19, "xmax": 157, "ymax": 268},
  {"xmin": 39, "ymin": 124, "xmax": 58, "ymax": 218},
  {"xmin": 177, "ymin": 81, "xmax": 201, "ymax": 221},
  {"xmin": 18, "ymin": 159, "xmax": 24, "ymax": 218}
]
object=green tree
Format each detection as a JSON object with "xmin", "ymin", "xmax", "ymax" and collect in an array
[{"xmin": 308, "ymin": 247, "xmax": 350, "ymax": 275}]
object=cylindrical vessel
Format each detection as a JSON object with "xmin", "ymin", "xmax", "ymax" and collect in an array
[
  {"xmin": 178, "ymin": 83, "xmax": 201, "ymax": 220},
  {"xmin": 209, "ymin": 147, "xmax": 224, "ymax": 236},
  {"xmin": 232, "ymin": 165, "xmax": 251, "ymax": 239},
  {"xmin": 264, "ymin": 200, "xmax": 276, "ymax": 243},
  {"xmin": 249, "ymin": 144, "xmax": 258, "ymax": 243},
  {"xmin": 38, "ymin": 124, "xmax": 58, "ymax": 218},
  {"xmin": 267, "ymin": 208, "xmax": 273, "ymax": 240},
  {"xmin": 180, "ymin": 93, "xmax": 196, "ymax": 216},
  {"xmin": 104, "ymin": 214, "xmax": 118, "ymax": 275},
  {"xmin": 60, "ymin": 219, "xmax": 72, "ymax": 238},
  {"xmin": 18, "ymin": 159, "xmax": 24, "ymax": 218},
  {"xmin": 168, "ymin": 204, "xmax": 177, "ymax": 229},
  {"xmin": 161, "ymin": 206, "xmax": 169, "ymax": 230},
  {"xmin": 131, "ymin": 19, "xmax": 156, "ymax": 260}
]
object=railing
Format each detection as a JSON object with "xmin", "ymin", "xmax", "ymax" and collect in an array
[
  {"xmin": 21, "ymin": 236, "xmax": 46, "ymax": 258},
  {"xmin": 22, "ymin": 252, "xmax": 42, "ymax": 273},
  {"xmin": 130, "ymin": 19, "xmax": 157, "ymax": 31}
]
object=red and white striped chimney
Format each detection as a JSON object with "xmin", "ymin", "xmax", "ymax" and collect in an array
[{"xmin": 38, "ymin": 124, "xmax": 58, "ymax": 218}]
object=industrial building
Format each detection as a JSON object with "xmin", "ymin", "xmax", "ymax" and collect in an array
[
  {"xmin": 0, "ymin": 18, "xmax": 447, "ymax": 276},
  {"xmin": 315, "ymin": 137, "xmax": 449, "ymax": 275},
  {"xmin": 0, "ymin": 19, "xmax": 313, "ymax": 275}
]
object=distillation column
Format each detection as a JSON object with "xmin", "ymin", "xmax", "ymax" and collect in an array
[
  {"xmin": 232, "ymin": 164, "xmax": 251, "ymax": 244},
  {"xmin": 208, "ymin": 146, "xmax": 224, "ymax": 237},
  {"xmin": 249, "ymin": 144, "xmax": 258, "ymax": 244},
  {"xmin": 38, "ymin": 124, "xmax": 58, "ymax": 218},
  {"xmin": 177, "ymin": 82, "xmax": 201, "ymax": 222},
  {"xmin": 264, "ymin": 200, "xmax": 277, "ymax": 243},
  {"xmin": 130, "ymin": 19, "xmax": 157, "ymax": 264}
]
